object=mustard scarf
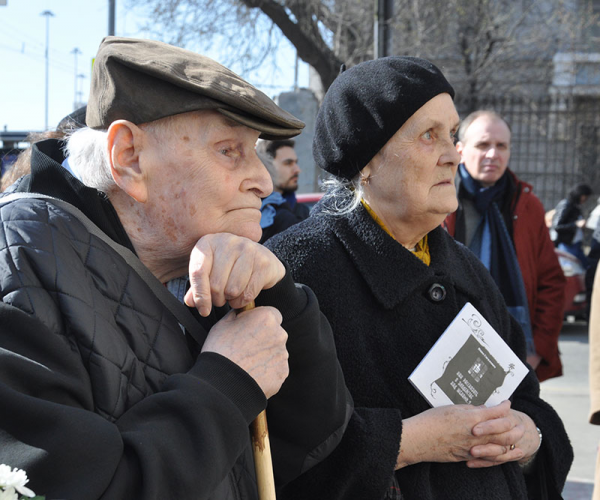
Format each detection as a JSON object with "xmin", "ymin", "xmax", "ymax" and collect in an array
[{"xmin": 361, "ymin": 199, "xmax": 431, "ymax": 266}]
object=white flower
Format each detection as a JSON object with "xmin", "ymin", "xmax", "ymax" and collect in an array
[
  {"xmin": 0, "ymin": 465, "xmax": 12, "ymax": 485},
  {"xmin": 0, "ymin": 465, "xmax": 35, "ymax": 498},
  {"xmin": 0, "ymin": 486, "xmax": 19, "ymax": 500}
]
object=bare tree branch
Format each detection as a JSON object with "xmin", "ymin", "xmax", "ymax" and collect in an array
[{"xmin": 128, "ymin": 0, "xmax": 594, "ymax": 98}]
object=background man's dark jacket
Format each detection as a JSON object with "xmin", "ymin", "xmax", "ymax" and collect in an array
[
  {"xmin": 0, "ymin": 139, "xmax": 352, "ymax": 500},
  {"xmin": 260, "ymin": 198, "xmax": 309, "ymax": 244}
]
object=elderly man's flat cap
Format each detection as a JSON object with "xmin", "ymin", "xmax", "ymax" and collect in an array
[
  {"xmin": 86, "ymin": 37, "xmax": 304, "ymax": 140},
  {"xmin": 313, "ymin": 56, "xmax": 454, "ymax": 180}
]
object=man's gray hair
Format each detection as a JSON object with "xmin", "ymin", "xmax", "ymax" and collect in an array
[
  {"xmin": 65, "ymin": 128, "xmax": 115, "ymax": 193},
  {"xmin": 65, "ymin": 116, "xmax": 179, "ymax": 194}
]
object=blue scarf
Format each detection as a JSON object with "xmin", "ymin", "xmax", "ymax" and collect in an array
[
  {"xmin": 260, "ymin": 192, "xmax": 286, "ymax": 228},
  {"xmin": 459, "ymin": 164, "xmax": 535, "ymax": 355}
]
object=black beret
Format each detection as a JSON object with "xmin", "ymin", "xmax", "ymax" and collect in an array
[
  {"xmin": 87, "ymin": 37, "xmax": 304, "ymax": 140},
  {"xmin": 313, "ymin": 56, "xmax": 454, "ymax": 180}
]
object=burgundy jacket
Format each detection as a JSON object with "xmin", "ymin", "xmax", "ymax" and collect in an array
[{"xmin": 445, "ymin": 170, "xmax": 566, "ymax": 381}]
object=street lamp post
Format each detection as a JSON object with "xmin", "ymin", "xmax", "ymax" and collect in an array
[
  {"xmin": 108, "ymin": 0, "xmax": 116, "ymax": 36},
  {"xmin": 71, "ymin": 48, "xmax": 82, "ymax": 111},
  {"xmin": 41, "ymin": 10, "xmax": 55, "ymax": 130},
  {"xmin": 77, "ymin": 73, "xmax": 86, "ymax": 108}
]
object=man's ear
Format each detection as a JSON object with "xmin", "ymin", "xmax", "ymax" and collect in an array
[
  {"xmin": 455, "ymin": 140, "xmax": 464, "ymax": 157},
  {"xmin": 107, "ymin": 120, "xmax": 148, "ymax": 203}
]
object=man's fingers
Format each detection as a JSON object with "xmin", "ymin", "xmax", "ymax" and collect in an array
[
  {"xmin": 223, "ymin": 254, "xmax": 254, "ymax": 307},
  {"xmin": 187, "ymin": 233, "xmax": 286, "ymax": 314},
  {"xmin": 186, "ymin": 244, "xmax": 214, "ymax": 317}
]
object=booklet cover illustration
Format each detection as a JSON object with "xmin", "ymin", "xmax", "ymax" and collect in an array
[{"xmin": 408, "ymin": 302, "xmax": 528, "ymax": 407}]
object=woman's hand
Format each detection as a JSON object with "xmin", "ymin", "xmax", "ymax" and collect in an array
[
  {"xmin": 395, "ymin": 400, "xmax": 539, "ymax": 469},
  {"xmin": 396, "ymin": 401, "xmax": 512, "ymax": 468},
  {"xmin": 468, "ymin": 403, "xmax": 541, "ymax": 468}
]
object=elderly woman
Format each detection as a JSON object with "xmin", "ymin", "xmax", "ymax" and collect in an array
[{"xmin": 267, "ymin": 57, "xmax": 572, "ymax": 500}]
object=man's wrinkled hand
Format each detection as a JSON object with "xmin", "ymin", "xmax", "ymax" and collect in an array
[
  {"xmin": 202, "ymin": 307, "xmax": 289, "ymax": 398},
  {"xmin": 184, "ymin": 233, "xmax": 286, "ymax": 317}
]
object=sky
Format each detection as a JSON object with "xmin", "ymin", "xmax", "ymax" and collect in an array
[{"xmin": 0, "ymin": 0, "xmax": 309, "ymax": 133}]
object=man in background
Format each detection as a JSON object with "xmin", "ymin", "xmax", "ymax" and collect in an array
[
  {"xmin": 445, "ymin": 110, "xmax": 566, "ymax": 382},
  {"xmin": 257, "ymin": 139, "xmax": 310, "ymax": 243}
]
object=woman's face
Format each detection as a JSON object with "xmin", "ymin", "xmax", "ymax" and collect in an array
[{"xmin": 362, "ymin": 93, "xmax": 461, "ymax": 232}]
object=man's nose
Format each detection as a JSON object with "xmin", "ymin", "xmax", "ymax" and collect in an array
[
  {"xmin": 250, "ymin": 155, "xmax": 273, "ymax": 197},
  {"xmin": 485, "ymin": 147, "xmax": 498, "ymax": 159}
]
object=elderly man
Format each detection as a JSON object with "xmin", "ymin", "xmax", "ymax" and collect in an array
[
  {"xmin": 445, "ymin": 110, "xmax": 566, "ymax": 382},
  {"xmin": 0, "ymin": 37, "xmax": 351, "ymax": 500},
  {"xmin": 256, "ymin": 139, "xmax": 309, "ymax": 244}
]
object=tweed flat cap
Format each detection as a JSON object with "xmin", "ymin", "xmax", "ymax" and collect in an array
[
  {"xmin": 86, "ymin": 37, "xmax": 304, "ymax": 140},
  {"xmin": 313, "ymin": 56, "xmax": 454, "ymax": 180}
]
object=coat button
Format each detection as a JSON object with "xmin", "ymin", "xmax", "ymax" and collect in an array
[{"xmin": 428, "ymin": 283, "xmax": 446, "ymax": 302}]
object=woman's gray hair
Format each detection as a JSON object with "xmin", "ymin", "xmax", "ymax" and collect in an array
[
  {"xmin": 321, "ymin": 147, "xmax": 391, "ymax": 215},
  {"xmin": 321, "ymin": 174, "xmax": 365, "ymax": 215},
  {"xmin": 65, "ymin": 127, "xmax": 114, "ymax": 193}
]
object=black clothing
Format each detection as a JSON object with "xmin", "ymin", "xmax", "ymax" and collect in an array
[
  {"xmin": 267, "ymin": 202, "xmax": 573, "ymax": 500},
  {"xmin": 259, "ymin": 200, "xmax": 309, "ymax": 244},
  {"xmin": 0, "ymin": 139, "xmax": 352, "ymax": 500},
  {"xmin": 552, "ymin": 198, "xmax": 583, "ymax": 245}
]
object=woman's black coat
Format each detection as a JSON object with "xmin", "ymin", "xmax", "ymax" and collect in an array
[{"xmin": 267, "ymin": 202, "xmax": 572, "ymax": 500}]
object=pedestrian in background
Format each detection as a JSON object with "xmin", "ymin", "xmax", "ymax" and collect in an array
[
  {"xmin": 553, "ymin": 183, "xmax": 593, "ymax": 267},
  {"xmin": 256, "ymin": 139, "xmax": 309, "ymax": 243},
  {"xmin": 445, "ymin": 110, "xmax": 566, "ymax": 382},
  {"xmin": 0, "ymin": 106, "xmax": 87, "ymax": 192}
]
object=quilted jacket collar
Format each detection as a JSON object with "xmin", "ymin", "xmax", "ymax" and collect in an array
[
  {"xmin": 16, "ymin": 138, "xmax": 136, "ymax": 253},
  {"xmin": 330, "ymin": 204, "xmax": 478, "ymax": 309}
]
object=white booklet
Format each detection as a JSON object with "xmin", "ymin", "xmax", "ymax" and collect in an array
[{"xmin": 408, "ymin": 302, "xmax": 528, "ymax": 408}]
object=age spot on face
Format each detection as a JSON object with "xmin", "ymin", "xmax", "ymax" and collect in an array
[{"xmin": 164, "ymin": 216, "xmax": 178, "ymax": 242}]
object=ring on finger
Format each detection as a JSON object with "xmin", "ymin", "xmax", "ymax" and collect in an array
[{"xmin": 509, "ymin": 444, "xmax": 515, "ymax": 451}]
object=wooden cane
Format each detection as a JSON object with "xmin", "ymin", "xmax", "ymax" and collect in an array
[{"xmin": 238, "ymin": 301, "xmax": 277, "ymax": 500}]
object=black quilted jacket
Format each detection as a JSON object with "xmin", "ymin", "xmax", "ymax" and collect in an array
[{"xmin": 0, "ymin": 139, "xmax": 352, "ymax": 500}]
